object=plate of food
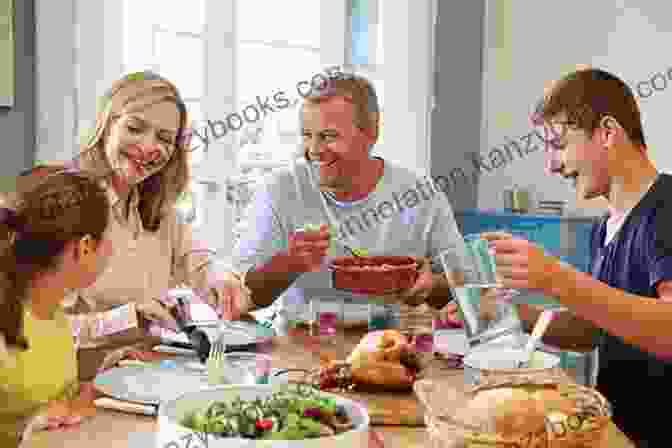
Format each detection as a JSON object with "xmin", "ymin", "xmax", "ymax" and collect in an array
[
  {"xmin": 157, "ymin": 383, "xmax": 370, "ymax": 447},
  {"xmin": 328, "ymin": 256, "xmax": 419, "ymax": 295}
]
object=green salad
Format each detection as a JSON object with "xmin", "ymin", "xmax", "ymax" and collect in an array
[{"xmin": 180, "ymin": 385, "xmax": 354, "ymax": 440}]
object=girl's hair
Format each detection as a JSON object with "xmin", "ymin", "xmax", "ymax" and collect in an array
[
  {"xmin": 0, "ymin": 168, "xmax": 110, "ymax": 351},
  {"xmin": 76, "ymin": 70, "xmax": 191, "ymax": 232}
]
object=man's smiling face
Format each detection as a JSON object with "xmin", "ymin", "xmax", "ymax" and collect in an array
[{"xmin": 301, "ymin": 97, "xmax": 375, "ymax": 193}]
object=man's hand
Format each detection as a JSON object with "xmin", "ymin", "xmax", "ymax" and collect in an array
[
  {"xmin": 398, "ymin": 258, "xmax": 437, "ymax": 306},
  {"xmin": 481, "ymin": 232, "xmax": 560, "ymax": 292},
  {"xmin": 443, "ymin": 287, "xmax": 500, "ymax": 323},
  {"xmin": 287, "ymin": 224, "xmax": 331, "ymax": 272}
]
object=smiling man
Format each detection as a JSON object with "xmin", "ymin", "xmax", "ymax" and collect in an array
[
  {"xmin": 230, "ymin": 73, "xmax": 471, "ymax": 327},
  {"xmin": 486, "ymin": 68, "xmax": 672, "ymax": 446}
]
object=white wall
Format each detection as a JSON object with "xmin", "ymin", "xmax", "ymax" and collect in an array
[
  {"xmin": 378, "ymin": 0, "xmax": 435, "ymax": 176},
  {"xmin": 35, "ymin": 0, "xmax": 124, "ymax": 164},
  {"xmin": 479, "ymin": 0, "xmax": 672, "ymax": 215},
  {"xmin": 34, "ymin": 0, "xmax": 76, "ymax": 163}
]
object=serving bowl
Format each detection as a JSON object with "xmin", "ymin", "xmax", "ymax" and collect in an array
[
  {"xmin": 329, "ymin": 256, "xmax": 419, "ymax": 295},
  {"xmin": 463, "ymin": 344, "xmax": 561, "ymax": 385},
  {"xmin": 157, "ymin": 384, "xmax": 370, "ymax": 448}
]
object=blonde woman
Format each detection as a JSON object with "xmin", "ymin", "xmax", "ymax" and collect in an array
[{"xmin": 29, "ymin": 71, "xmax": 250, "ymax": 380}]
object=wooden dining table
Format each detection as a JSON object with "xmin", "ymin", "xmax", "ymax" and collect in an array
[{"xmin": 24, "ymin": 325, "xmax": 634, "ymax": 448}]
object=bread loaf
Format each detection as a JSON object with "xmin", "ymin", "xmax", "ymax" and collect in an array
[{"xmin": 459, "ymin": 387, "xmax": 547, "ymax": 436}]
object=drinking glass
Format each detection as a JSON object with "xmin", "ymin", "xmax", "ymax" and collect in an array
[{"xmin": 308, "ymin": 298, "xmax": 349, "ymax": 363}]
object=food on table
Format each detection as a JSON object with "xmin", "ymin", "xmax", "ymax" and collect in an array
[
  {"xmin": 459, "ymin": 387, "xmax": 547, "ymax": 436},
  {"xmin": 455, "ymin": 384, "xmax": 576, "ymax": 438},
  {"xmin": 329, "ymin": 256, "xmax": 419, "ymax": 294},
  {"xmin": 348, "ymin": 329, "xmax": 406, "ymax": 364},
  {"xmin": 179, "ymin": 386, "xmax": 354, "ymax": 440},
  {"xmin": 319, "ymin": 330, "xmax": 424, "ymax": 391}
]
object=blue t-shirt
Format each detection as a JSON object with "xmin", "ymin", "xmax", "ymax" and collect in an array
[{"xmin": 590, "ymin": 173, "xmax": 672, "ymax": 445}]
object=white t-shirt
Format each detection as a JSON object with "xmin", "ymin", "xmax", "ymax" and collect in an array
[
  {"xmin": 232, "ymin": 157, "xmax": 471, "ymax": 316},
  {"xmin": 604, "ymin": 176, "xmax": 658, "ymax": 246}
]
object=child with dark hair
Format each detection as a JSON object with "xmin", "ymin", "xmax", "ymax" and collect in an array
[{"xmin": 0, "ymin": 169, "xmax": 112, "ymax": 446}]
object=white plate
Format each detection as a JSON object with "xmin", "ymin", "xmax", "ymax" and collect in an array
[
  {"xmin": 94, "ymin": 365, "xmax": 211, "ymax": 405},
  {"xmin": 434, "ymin": 329, "xmax": 469, "ymax": 356},
  {"xmin": 161, "ymin": 320, "xmax": 275, "ymax": 348},
  {"xmin": 94, "ymin": 361, "xmax": 292, "ymax": 405}
]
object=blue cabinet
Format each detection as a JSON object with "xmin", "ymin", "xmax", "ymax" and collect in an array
[{"xmin": 454, "ymin": 210, "xmax": 596, "ymax": 272}]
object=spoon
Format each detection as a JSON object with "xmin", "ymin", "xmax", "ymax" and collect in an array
[
  {"xmin": 331, "ymin": 238, "xmax": 367, "ymax": 257},
  {"xmin": 516, "ymin": 309, "xmax": 557, "ymax": 368}
]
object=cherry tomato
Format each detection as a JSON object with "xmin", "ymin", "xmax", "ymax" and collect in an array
[{"xmin": 255, "ymin": 418, "xmax": 273, "ymax": 431}]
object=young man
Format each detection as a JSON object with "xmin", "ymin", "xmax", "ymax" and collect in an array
[
  {"xmin": 229, "ymin": 73, "xmax": 469, "ymax": 325},
  {"xmin": 487, "ymin": 68, "xmax": 672, "ymax": 446}
]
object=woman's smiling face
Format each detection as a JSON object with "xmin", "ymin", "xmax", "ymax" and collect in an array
[{"xmin": 104, "ymin": 96, "xmax": 181, "ymax": 189}]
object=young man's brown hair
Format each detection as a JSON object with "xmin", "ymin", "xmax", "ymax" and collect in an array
[{"xmin": 535, "ymin": 68, "xmax": 646, "ymax": 147}]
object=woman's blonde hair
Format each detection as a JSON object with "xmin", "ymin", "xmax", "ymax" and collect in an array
[{"xmin": 76, "ymin": 71, "xmax": 191, "ymax": 232}]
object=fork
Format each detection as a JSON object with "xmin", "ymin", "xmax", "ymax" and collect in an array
[{"xmin": 206, "ymin": 338, "xmax": 226, "ymax": 384}]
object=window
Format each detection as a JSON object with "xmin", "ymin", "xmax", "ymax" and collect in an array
[
  {"xmin": 346, "ymin": 0, "xmax": 385, "ymax": 149},
  {"xmin": 235, "ymin": 1, "xmax": 323, "ymax": 156},
  {"xmin": 123, "ymin": 0, "xmax": 353, "ymax": 243}
]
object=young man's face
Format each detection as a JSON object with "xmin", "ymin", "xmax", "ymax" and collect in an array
[
  {"xmin": 301, "ymin": 97, "xmax": 375, "ymax": 192},
  {"xmin": 549, "ymin": 117, "xmax": 611, "ymax": 200}
]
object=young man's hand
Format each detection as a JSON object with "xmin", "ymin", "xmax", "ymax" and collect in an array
[{"xmin": 481, "ymin": 232, "xmax": 560, "ymax": 292}]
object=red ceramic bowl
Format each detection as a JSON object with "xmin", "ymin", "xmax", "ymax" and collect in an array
[{"xmin": 329, "ymin": 256, "xmax": 419, "ymax": 295}]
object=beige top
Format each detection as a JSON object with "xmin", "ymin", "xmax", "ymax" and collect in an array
[{"xmin": 62, "ymin": 185, "xmax": 236, "ymax": 350}]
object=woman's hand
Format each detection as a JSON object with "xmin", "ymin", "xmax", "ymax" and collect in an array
[
  {"xmin": 208, "ymin": 272, "xmax": 252, "ymax": 321},
  {"xmin": 135, "ymin": 299, "xmax": 179, "ymax": 332}
]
